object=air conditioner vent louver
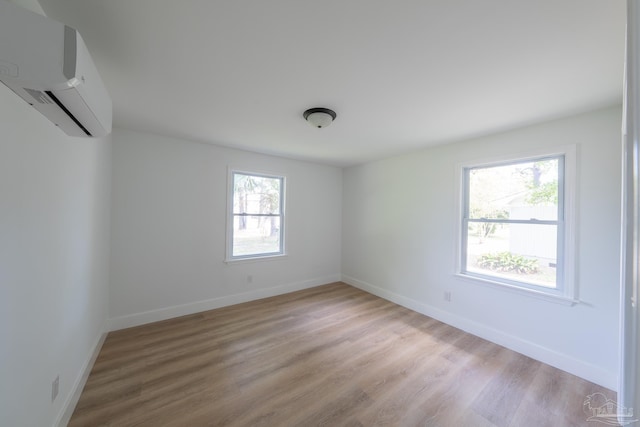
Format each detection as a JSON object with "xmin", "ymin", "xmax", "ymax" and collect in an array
[
  {"xmin": 45, "ymin": 90, "xmax": 92, "ymax": 136},
  {"xmin": 24, "ymin": 88, "xmax": 53, "ymax": 104}
]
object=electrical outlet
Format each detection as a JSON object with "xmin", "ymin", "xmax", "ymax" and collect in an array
[
  {"xmin": 247, "ymin": 275, "xmax": 253, "ymax": 283},
  {"xmin": 444, "ymin": 291, "xmax": 452, "ymax": 302},
  {"xmin": 51, "ymin": 375, "xmax": 59, "ymax": 403}
]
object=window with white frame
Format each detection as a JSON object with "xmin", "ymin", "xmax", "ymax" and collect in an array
[
  {"xmin": 459, "ymin": 149, "xmax": 576, "ymax": 301},
  {"xmin": 227, "ymin": 171, "xmax": 285, "ymax": 260}
]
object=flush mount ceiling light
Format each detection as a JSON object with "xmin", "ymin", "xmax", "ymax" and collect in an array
[{"xmin": 303, "ymin": 107, "xmax": 337, "ymax": 128}]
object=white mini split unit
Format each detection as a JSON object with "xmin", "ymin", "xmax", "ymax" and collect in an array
[{"xmin": 0, "ymin": 0, "xmax": 112, "ymax": 137}]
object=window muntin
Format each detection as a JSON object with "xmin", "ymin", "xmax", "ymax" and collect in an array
[
  {"xmin": 229, "ymin": 171, "xmax": 284, "ymax": 260},
  {"xmin": 462, "ymin": 156, "xmax": 564, "ymax": 291}
]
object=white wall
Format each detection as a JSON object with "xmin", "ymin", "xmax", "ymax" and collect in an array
[
  {"xmin": 342, "ymin": 106, "xmax": 622, "ymax": 389},
  {"xmin": 109, "ymin": 128, "xmax": 342, "ymax": 328},
  {"xmin": 0, "ymin": 82, "xmax": 111, "ymax": 424}
]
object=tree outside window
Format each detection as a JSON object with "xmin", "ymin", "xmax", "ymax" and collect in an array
[
  {"xmin": 229, "ymin": 171, "xmax": 284, "ymax": 259},
  {"xmin": 463, "ymin": 156, "xmax": 562, "ymax": 289}
]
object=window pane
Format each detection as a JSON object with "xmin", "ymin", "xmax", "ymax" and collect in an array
[
  {"xmin": 233, "ymin": 173, "xmax": 281, "ymax": 215},
  {"xmin": 466, "ymin": 222, "xmax": 557, "ymax": 288},
  {"xmin": 233, "ymin": 215, "xmax": 281, "ymax": 256},
  {"xmin": 468, "ymin": 158, "xmax": 559, "ymax": 221}
]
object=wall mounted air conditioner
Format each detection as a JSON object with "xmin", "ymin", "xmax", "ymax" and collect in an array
[{"xmin": 0, "ymin": 0, "xmax": 112, "ymax": 137}]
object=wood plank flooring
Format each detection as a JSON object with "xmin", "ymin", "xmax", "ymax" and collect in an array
[{"xmin": 69, "ymin": 282, "xmax": 615, "ymax": 426}]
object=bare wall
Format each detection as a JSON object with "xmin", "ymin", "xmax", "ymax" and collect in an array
[
  {"xmin": 109, "ymin": 128, "xmax": 342, "ymax": 328},
  {"xmin": 342, "ymin": 106, "xmax": 622, "ymax": 389},
  {"xmin": 0, "ymin": 82, "xmax": 111, "ymax": 425}
]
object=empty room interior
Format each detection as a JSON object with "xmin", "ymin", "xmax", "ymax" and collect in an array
[{"xmin": 2, "ymin": 0, "xmax": 639, "ymax": 426}]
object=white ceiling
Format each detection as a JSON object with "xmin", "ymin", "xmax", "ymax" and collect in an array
[{"xmin": 37, "ymin": 0, "xmax": 625, "ymax": 167}]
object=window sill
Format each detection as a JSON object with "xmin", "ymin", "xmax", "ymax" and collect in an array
[
  {"xmin": 224, "ymin": 253, "xmax": 288, "ymax": 265},
  {"xmin": 454, "ymin": 273, "xmax": 579, "ymax": 306}
]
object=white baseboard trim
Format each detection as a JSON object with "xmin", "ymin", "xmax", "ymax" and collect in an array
[
  {"xmin": 55, "ymin": 323, "xmax": 108, "ymax": 427},
  {"xmin": 341, "ymin": 274, "xmax": 616, "ymax": 391},
  {"xmin": 108, "ymin": 275, "xmax": 341, "ymax": 331}
]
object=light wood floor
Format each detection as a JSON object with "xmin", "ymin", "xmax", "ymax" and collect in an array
[{"xmin": 70, "ymin": 282, "xmax": 614, "ymax": 426}]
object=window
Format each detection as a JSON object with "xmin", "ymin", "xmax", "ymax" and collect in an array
[
  {"xmin": 459, "ymin": 148, "xmax": 576, "ymax": 302},
  {"xmin": 227, "ymin": 171, "xmax": 285, "ymax": 261}
]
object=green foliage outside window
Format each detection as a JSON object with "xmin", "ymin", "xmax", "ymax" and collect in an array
[{"xmin": 477, "ymin": 252, "xmax": 539, "ymax": 274}]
